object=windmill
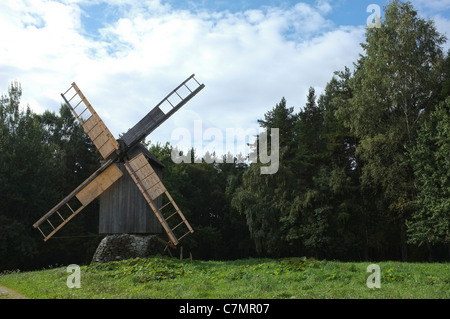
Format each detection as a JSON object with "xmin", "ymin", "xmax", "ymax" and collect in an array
[{"xmin": 33, "ymin": 74, "xmax": 205, "ymax": 247}]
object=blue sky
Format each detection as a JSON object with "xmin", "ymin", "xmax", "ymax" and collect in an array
[
  {"xmin": 75, "ymin": 1, "xmax": 410, "ymax": 33},
  {"xmin": 1, "ymin": 0, "xmax": 449, "ymax": 156}
]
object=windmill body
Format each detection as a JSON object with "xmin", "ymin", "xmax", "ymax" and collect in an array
[
  {"xmin": 33, "ymin": 75, "xmax": 205, "ymax": 247},
  {"xmin": 99, "ymin": 143, "xmax": 164, "ymax": 235}
]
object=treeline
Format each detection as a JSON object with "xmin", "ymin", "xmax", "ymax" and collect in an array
[
  {"xmin": 155, "ymin": 0, "xmax": 450, "ymax": 262},
  {"xmin": 1, "ymin": 0, "xmax": 449, "ymax": 271},
  {"xmin": 0, "ymin": 83, "xmax": 102, "ymax": 270}
]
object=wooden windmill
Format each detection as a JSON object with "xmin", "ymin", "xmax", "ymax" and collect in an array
[{"xmin": 33, "ymin": 74, "xmax": 205, "ymax": 247}]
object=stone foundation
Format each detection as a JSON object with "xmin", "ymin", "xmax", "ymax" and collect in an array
[{"xmin": 92, "ymin": 234, "xmax": 166, "ymax": 263}]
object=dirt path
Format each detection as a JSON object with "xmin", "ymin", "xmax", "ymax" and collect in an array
[{"xmin": 0, "ymin": 285, "xmax": 27, "ymax": 299}]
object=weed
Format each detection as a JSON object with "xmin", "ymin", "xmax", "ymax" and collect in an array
[
  {"xmin": 383, "ymin": 267, "xmax": 406, "ymax": 282},
  {"xmin": 83, "ymin": 255, "xmax": 186, "ymax": 282},
  {"xmin": 279, "ymin": 257, "xmax": 321, "ymax": 272},
  {"xmin": 0, "ymin": 257, "xmax": 448, "ymax": 299}
]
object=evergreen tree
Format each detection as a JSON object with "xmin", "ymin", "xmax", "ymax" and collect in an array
[
  {"xmin": 149, "ymin": 142, "xmax": 255, "ymax": 259},
  {"xmin": 233, "ymin": 98, "xmax": 298, "ymax": 256},
  {"xmin": 316, "ymin": 71, "xmax": 370, "ymax": 260},
  {"xmin": 0, "ymin": 82, "xmax": 100, "ymax": 270}
]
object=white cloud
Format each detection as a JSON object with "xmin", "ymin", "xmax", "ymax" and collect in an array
[
  {"xmin": 0, "ymin": 0, "xmax": 366, "ymax": 154},
  {"xmin": 315, "ymin": 0, "xmax": 332, "ymax": 14},
  {"xmin": 411, "ymin": 0, "xmax": 450, "ymax": 12},
  {"xmin": 434, "ymin": 14, "xmax": 450, "ymax": 46},
  {"xmin": 410, "ymin": 0, "xmax": 450, "ymax": 51}
]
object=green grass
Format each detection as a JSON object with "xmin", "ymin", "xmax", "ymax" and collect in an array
[{"xmin": 0, "ymin": 256, "xmax": 448, "ymax": 299}]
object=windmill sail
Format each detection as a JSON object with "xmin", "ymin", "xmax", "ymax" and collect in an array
[
  {"xmin": 121, "ymin": 74, "xmax": 205, "ymax": 150},
  {"xmin": 61, "ymin": 82, "xmax": 119, "ymax": 159},
  {"xmin": 33, "ymin": 83, "xmax": 125, "ymax": 242},
  {"xmin": 124, "ymin": 153, "xmax": 194, "ymax": 246},
  {"xmin": 33, "ymin": 160, "xmax": 123, "ymax": 241}
]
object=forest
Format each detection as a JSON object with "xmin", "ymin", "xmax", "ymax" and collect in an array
[{"xmin": 1, "ymin": 0, "xmax": 449, "ymax": 271}]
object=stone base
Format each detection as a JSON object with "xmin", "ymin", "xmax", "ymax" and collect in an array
[{"xmin": 92, "ymin": 234, "xmax": 166, "ymax": 263}]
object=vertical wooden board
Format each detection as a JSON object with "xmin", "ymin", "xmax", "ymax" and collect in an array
[
  {"xmin": 99, "ymin": 162, "xmax": 163, "ymax": 234},
  {"xmin": 76, "ymin": 164, "xmax": 123, "ymax": 206}
]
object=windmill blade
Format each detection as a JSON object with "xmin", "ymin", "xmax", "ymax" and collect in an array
[
  {"xmin": 33, "ymin": 161, "xmax": 123, "ymax": 241},
  {"xmin": 120, "ymin": 74, "xmax": 205, "ymax": 150},
  {"xmin": 123, "ymin": 152, "xmax": 194, "ymax": 246},
  {"xmin": 61, "ymin": 82, "xmax": 119, "ymax": 160}
]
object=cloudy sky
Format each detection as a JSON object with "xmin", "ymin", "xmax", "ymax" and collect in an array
[{"xmin": 1, "ymin": 0, "xmax": 449, "ymax": 156}]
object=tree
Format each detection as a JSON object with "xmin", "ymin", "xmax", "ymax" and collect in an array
[
  {"xmin": 316, "ymin": 70, "xmax": 372, "ymax": 260},
  {"xmin": 0, "ymin": 82, "xmax": 51, "ymax": 268},
  {"xmin": 293, "ymin": 87, "xmax": 325, "ymax": 188},
  {"xmin": 280, "ymin": 88, "xmax": 331, "ymax": 257},
  {"xmin": 233, "ymin": 98, "xmax": 298, "ymax": 256},
  {"xmin": 149, "ymin": 142, "xmax": 255, "ymax": 259},
  {"xmin": 0, "ymin": 82, "xmax": 101, "ymax": 270},
  {"xmin": 339, "ymin": 0, "xmax": 446, "ymax": 260},
  {"xmin": 233, "ymin": 92, "xmax": 334, "ymax": 258},
  {"xmin": 408, "ymin": 98, "xmax": 450, "ymax": 258}
]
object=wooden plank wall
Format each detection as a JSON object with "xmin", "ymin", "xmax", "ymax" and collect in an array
[{"xmin": 99, "ymin": 161, "xmax": 163, "ymax": 234}]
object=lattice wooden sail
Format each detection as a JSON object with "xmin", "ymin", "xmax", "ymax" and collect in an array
[
  {"xmin": 33, "ymin": 160, "xmax": 123, "ymax": 241},
  {"xmin": 124, "ymin": 153, "xmax": 194, "ymax": 246},
  {"xmin": 61, "ymin": 83, "xmax": 119, "ymax": 160},
  {"xmin": 121, "ymin": 74, "xmax": 205, "ymax": 149}
]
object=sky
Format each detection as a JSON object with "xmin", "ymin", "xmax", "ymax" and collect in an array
[{"xmin": 1, "ymin": 0, "xmax": 450, "ymax": 158}]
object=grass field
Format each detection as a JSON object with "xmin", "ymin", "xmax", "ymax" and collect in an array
[{"xmin": 0, "ymin": 256, "xmax": 448, "ymax": 299}]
